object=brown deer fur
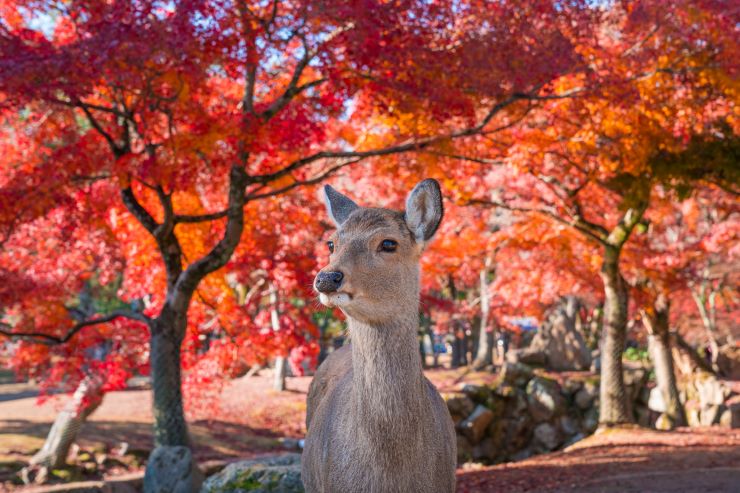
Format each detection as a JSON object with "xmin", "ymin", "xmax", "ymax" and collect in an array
[{"xmin": 302, "ymin": 180, "xmax": 456, "ymax": 493}]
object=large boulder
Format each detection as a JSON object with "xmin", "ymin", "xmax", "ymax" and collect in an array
[
  {"xmin": 522, "ymin": 296, "xmax": 592, "ymax": 371},
  {"xmin": 144, "ymin": 446, "xmax": 203, "ymax": 493},
  {"xmin": 526, "ymin": 377, "xmax": 566, "ymax": 422},
  {"xmin": 201, "ymin": 454, "xmax": 302, "ymax": 493}
]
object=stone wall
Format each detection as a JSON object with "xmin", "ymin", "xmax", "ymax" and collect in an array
[{"xmin": 446, "ymin": 362, "xmax": 650, "ymax": 465}]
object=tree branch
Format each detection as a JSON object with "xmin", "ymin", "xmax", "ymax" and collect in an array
[
  {"xmin": 0, "ymin": 310, "xmax": 151, "ymax": 346},
  {"xmin": 120, "ymin": 186, "xmax": 159, "ymax": 234}
]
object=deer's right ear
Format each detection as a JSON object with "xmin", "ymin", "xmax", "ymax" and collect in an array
[{"xmin": 324, "ymin": 185, "xmax": 359, "ymax": 227}]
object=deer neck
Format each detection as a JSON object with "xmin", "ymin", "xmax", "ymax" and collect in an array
[{"xmin": 347, "ymin": 304, "xmax": 426, "ymax": 439}]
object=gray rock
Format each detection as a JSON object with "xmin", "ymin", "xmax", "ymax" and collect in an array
[
  {"xmin": 508, "ymin": 348, "xmax": 547, "ymax": 367},
  {"xmin": 456, "ymin": 435, "xmax": 474, "ymax": 465},
  {"xmin": 526, "ymin": 377, "xmax": 566, "ymax": 422},
  {"xmin": 533, "ymin": 423, "xmax": 562, "ymax": 451},
  {"xmin": 498, "ymin": 362, "xmax": 534, "ymax": 387},
  {"xmin": 144, "ymin": 446, "xmax": 203, "ymax": 493},
  {"xmin": 583, "ymin": 407, "xmax": 599, "ymax": 433},
  {"xmin": 563, "ymin": 432, "xmax": 586, "ymax": 448},
  {"xmin": 525, "ymin": 296, "xmax": 592, "ymax": 371},
  {"xmin": 574, "ymin": 385, "xmax": 596, "ymax": 410},
  {"xmin": 472, "ymin": 437, "xmax": 498, "ymax": 462},
  {"xmin": 462, "ymin": 384, "xmax": 491, "ymax": 404},
  {"xmin": 558, "ymin": 415, "xmax": 579, "ymax": 436},
  {"xmin": 201, "ymin": 453, "xmax": 302, "ymax": 493},
  {"xmin": 458, "ymin": 405, "xmax": 495, "ymax": 445},
  {"xmin": 443, "ymin": 393, "xmax": 476, "ymax": 418}
]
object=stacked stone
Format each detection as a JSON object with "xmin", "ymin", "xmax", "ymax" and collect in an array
[{"xmin": 444, "ymin": 363, "xmax": 656, "ymax": 465}]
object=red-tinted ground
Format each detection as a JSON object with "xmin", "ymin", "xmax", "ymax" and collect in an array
[
  {"xmin": 1, "ymin": 368, "xmax": 738, "ymax": 492},
  {"xmin": 457, "ymin": 427, "xmax": 740, "ymax": 492}
]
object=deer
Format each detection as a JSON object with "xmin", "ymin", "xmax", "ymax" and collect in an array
[{"xmin": 301, "ymin": 179, "xmax": 457, "ymax": 493}]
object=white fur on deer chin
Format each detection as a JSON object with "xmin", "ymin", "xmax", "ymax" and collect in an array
[{"xmin": 319, "ymin": 292, "xmax": 352, "ymax": 307}]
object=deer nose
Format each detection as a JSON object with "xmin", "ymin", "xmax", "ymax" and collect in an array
[{"xmin": 315, "ymin": 271, "xmax": 344, "ymax": 293}]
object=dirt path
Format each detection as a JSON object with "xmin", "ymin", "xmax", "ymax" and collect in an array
[
  {"xmin": 2, "ymin": 371, "xmax": 737, "ymax": 492},
  {"xmin": 456, "ymin": 427, "xmax": 740, "ymax": 492}
]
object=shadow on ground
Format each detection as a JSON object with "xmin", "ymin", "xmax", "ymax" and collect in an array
[{"xmin": 456, "ymin": 428, "xmax": 740, "ymax": 493}]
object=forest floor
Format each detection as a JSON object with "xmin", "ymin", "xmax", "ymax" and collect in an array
[{"xmin": 0, "ymin": 367, "xmax": 738, "ymax": 492}]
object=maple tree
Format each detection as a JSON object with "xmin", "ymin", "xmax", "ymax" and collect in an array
[
  {"xmin": 0, "ymin": 0, "xmax": 592, "ymax": 469},
  {"xmin": 453, "ymin": 0, "xmax": 738, "ymax": 425}
]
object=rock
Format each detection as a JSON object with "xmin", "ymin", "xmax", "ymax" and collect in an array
[
  {"xmin": 458, "ymin": 405, "xmax": 495, "ymax": 445},
  {"xmin": 509, "ymin": 448, "xmax": 533, "ymax": 462},
  {"xmin": 717, "ymin": 345, "xmax": 740, "ymax": 380},
  {"xmin": 719, "ymin": 399, "xmax": 740, "ymax": 429},
  {"xmin": 526, "ymin": 377, "xmax": 566, "ymax": 422},
  {"xmin": 562, "ymin": 378, "xmax": 584, "ymax": 396},
  {"xmin": 635, "ymin": 404, "xmax": 652, "ymax": 428},
  {"xmin": 201, "ymin": 453, "xmax": 302, "ymax": 493},
  {"xmin": 472, "ymin": 437, "xmax": 498, "ymax": 462},
  {"xmin": 648, "ymin": 387, "xmax": 667, "ymax": 413},
  {"xmin": 558, "ymin": 415, "xmax": 579, "ymax": 436},
  {"xmin": 462, "ymin": 384, "xmax": 491, "ymax": 404},
  {"xmin": 443, "ymin": 393, "xmax": 476, "ymax": 417},
  {"xmin": 496, "ymin": 416, "xmax": 532, "ymax": 454},
  {"xmin": 522, "ymin": 296, "xmax": 592, "ymax": 371},
  {"xmin": 144, "ymin": 446, "xmax": 203, "ymax": 493},
  {"xmin": 687, "ymin": 407, "xmax": 701, "ymax": 427},
  {"xmin": 655, "ymin": 413, "xmax": 674, "ymax": 431},
  {"xmin": 700, "ymin": 404, "xmax": 722, "ymax": 426},
  {"xmin": 574, "ymin": 385, "xmax": 596, "ymax": 410},
  {"xmin": 563, "ymin": 432, "xmax": 586, "ymax": 448},
  {"xmin": 456, "ymin": 435, "xmax": 474, "ymax": 465},
  {"xmin": 508, "ymin": 348, "xmax": 547, "ymax": 367},
  {"xmin": 583, "ymin": 407, "xmax": 599, "ymax": 433},
  {"xmin": 498, "ymin": 362, "xmax": 534, "ymax": 387},
  {"xmin": 695, "ymin": 375, "xmax": 726, "ymax": 408},
  {"xmin": 277, "ymin": 438, "xmax": 302, "ymax": 451},
  {"xmin": 533, "ymin": 423, "xmax": 562, "ymax": 451},
  {"xmin": 590, "ymin": 350, "xmax": 601, "ymax": 373}
]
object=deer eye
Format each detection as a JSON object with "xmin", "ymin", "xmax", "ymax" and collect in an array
[
  {"xmin": 379, "ymin": 239, "xmax": 398, "ymax": 252},
  {"xmin": 327, "ymin": 241, "xmax": 334, "ymax": 254}
]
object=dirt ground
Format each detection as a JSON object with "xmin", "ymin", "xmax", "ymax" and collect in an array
[{"xmin": 1, "ymin": 368, "xmax": 738, "ymax": 492}]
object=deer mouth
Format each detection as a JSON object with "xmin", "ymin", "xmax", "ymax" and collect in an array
[{"xmin": 319, "ymin": 291, "xmax": 353, "ymax": 307}]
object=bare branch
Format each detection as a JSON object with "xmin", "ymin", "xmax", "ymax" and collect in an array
[
  {"xmin": 246, "ymin": 158, "xmax": 362, "ymax": 201},
  {"xmin": 467, "ymin": 197, "xmax": 607, "ymax": 245},
  {"xmin": 0, "ymin": 310, "xmax": 151, "ymax": 346}
]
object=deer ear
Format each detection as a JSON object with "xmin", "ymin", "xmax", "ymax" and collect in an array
[
  {"xmin": 324, "ymin": 184, "xmax": 359, "ymax": 226},
  {"xmin": 405, "ymin": 179, "xmax": 444, "ymax": 244}
]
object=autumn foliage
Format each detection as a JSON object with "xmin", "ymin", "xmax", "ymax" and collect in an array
[{"xmin": 0, "ymin": 0, "xmax": 737, "ymax": 453}]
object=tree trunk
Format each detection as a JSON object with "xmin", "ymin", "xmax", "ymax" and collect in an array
[
  {"xmin": 269, "ymin": 283, "xmax": 287, "ymax": 391},
  {"xmin": 150, "ymin": 319, "xmax": 189, "ymax": 447},
  {"xmin": 690, "ymin": 280, "xmax": 722, "ymax": 374},
  {"xmin": 644, "ymin": 295, "xmax": 686, "ymax": 427},
  {"xmin": 472, "ymin": 261, "xmax": 494, "ymax": 369},
  {"xmin": 24, "ymin": 374, "xmax": 104, "ymax": 481},
  {"xmin": 598, "ymin": 247, "xmax": 632, "ymax": 426}
]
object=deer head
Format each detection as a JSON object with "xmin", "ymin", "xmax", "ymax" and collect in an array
[{"xmin": 315, "ymin": 179, "xmax": 443, "ymax": 324}]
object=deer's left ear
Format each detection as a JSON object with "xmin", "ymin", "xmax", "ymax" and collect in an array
[{"xmin": 405, "ymin": 179, "xmax": 444, "ymax": 245}]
